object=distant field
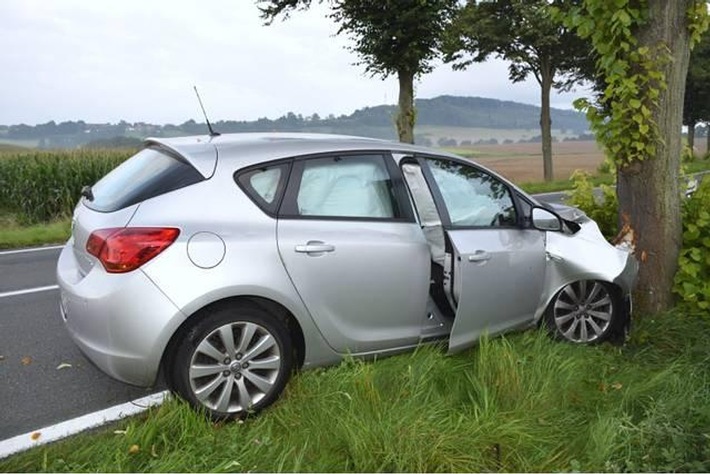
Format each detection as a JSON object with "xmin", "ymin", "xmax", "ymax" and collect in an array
[
  {"xmin": 417, "ymin": 125, "xmax": 579, "ymax": 145},
  {"xmin": 0, "ymin": 138, "xmax": 38, "ymax": 148},
  {"xmin": 446, "ymin": 140, "xmax": 709, "ymax": 182}
]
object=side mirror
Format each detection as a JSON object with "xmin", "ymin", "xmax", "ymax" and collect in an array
[{"xmin": 531, "ymin": 207, "xmax": 563, "ymax": 232}]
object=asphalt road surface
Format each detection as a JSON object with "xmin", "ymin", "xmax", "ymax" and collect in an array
[
  {"xmin": 0, "ymin": 246, "xmax": 164, "ymax": 441},
  {"xmin": 0, "ymin": 191, "xmax": 564, "ymax": 442}
]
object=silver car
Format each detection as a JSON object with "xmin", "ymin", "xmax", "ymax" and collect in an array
[{"xmin": 57, "ymin": 133, "xmax": 637, "ymax": 419}]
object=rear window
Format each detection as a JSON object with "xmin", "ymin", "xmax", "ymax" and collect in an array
[{"xmin": 86, "ymin": 147, "xmax": 204, "ymax": 212}]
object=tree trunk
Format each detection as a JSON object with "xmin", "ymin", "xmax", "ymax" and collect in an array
[
  {"xmin": 707, "ymin": 122, "xmax": 710, "ymax": 156},
  {"xmin": 396, "ymin": 70, "xmax": 416, "ymax": 144},
  {"xmin": 616, "ymin": 0, "xmax": 692, "ymax": 314},
  {"xmin": 540, "ymin": 58, "xmax": 554, "ymax": 182},
  {"xmin": 688, "ymin": 120, "xmax": 696, "ymax": 151}
]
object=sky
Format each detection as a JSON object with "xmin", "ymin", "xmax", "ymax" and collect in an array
[{"xmin": 0, "ymin": 0, "xmax": 589, "ymax": 126}]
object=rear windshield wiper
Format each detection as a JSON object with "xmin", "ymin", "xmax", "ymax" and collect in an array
[{"xmin": 81, "ymin": 185, "xmax": 94, "ymax": 202}]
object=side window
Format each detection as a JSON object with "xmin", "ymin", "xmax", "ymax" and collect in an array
[
  {"xmin": 290, "ymin": 154, "xmax": 400, "ymax": 219},
  {"xmin": 426, "ymin": 158, "xmax": 517, "ymax": 227},
  {"xmin": 235, "ymin": 162, "xmax": 290, "ymax": 215}
]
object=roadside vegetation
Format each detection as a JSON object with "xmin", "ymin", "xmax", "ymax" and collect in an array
[
  {"xmin": 0, "ymin": 149, "xmax": 132, "ymax": 248},
  {"xmin": 2, "ymin": 313, "xmax": 709, "ymax": 472},
  {"xmin": 0, "ymin": 148, "xmax": 131, "ymax": 224}
]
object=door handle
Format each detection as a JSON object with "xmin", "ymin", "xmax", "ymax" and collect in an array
[
  {"xmin": 295, "ymin": 241, "xmax": 335, "ymax": 254},
  {"xmin": 468, "ymin": 251, "xmax": 491, "ymax": 262}
]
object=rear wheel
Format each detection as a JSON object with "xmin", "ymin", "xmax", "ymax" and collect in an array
[
  {"xmin": 169, "ymin": 302, "xmax": 293, "ymax": 420},
  {"xmin": 545, "ymin": 280, "xmax": 620, "ymax": 344}
]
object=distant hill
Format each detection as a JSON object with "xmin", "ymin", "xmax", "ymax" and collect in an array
[{"xmin": 0, "ymin": 95, "xmax": 589, "ymax": 149}]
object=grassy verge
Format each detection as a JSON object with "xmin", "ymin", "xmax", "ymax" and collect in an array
[
  {"xmin": 0, "ymin": 215, "xmax": 70, "ymax": 249},
  {"xmin": 2, "ymin": 313, "xmax": 709, "ymax": 472}
]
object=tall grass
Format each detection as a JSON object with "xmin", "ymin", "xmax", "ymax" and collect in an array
[
  {"xmin": 0, "ymin": 149, "xmax": 132, "ymax": 224},
  {"xmin": 3, "ymin": 313, "xmax": 709, "ymax": 472}
]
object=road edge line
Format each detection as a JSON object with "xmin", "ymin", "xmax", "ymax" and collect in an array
[
  {"xmin": 0, "ymin": 285, "xmax": 60, "ymax": 299},
  {"xmin": 0, "ymin": 245, "xmax": 64, "ymax": 256},
  {"xmin": 0, "ymin": 390, "xmax": 169, "ymax": 460}
]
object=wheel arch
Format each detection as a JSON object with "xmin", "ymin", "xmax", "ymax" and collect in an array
[{"xmin": 160, "ymin": 295, "xmax": 307, "ymax": 387}]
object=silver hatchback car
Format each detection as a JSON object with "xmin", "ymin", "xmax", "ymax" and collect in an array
[{"xmin": 57, "ymin": 133, "xmax": 637, "ymax": 419}]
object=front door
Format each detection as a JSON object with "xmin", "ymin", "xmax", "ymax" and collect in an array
[
  {"xmin": 420, "ymin": 157, "xmax": 547, "ymax": 352},
  {"xmin": 277, "ymin": 153, "xmax": 431, "ymax": 354}
]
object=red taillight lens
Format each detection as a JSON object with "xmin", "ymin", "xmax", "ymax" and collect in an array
[{"xmin": 86, "ymin": 227, "xmax": 180, "ymax": 273}]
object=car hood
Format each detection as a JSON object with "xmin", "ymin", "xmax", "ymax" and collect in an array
[{"xmin": 546, "ymin": 202, "xmax": 589, "ymax": 224}]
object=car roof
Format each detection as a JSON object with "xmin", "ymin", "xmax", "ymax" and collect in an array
[{"xmin": 144, "ymin": 132, "xmax": 460, "ymax": 173}]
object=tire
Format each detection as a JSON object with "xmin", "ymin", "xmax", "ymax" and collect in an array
[
  {"xmin": 168, "ymin": 302, "xmax": 294, "ymax": 420},
  {"xmin": 545, "ymin": 280, "xmax": 621, "ymax": 344}
]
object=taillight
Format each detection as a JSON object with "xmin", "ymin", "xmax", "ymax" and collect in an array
[{"xmin": 86, "ymin": 227, "xmax": 180, "ymax": 273}]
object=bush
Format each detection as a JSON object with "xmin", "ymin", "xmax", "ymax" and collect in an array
[
  {"xmin": 0, "ymin": 149, "xmax": 132, "ymax": 224},
  {"xmin": 673, "ymin": 176, "xmax": 710, "ymax": 313},
  {"xmin": 596, "ymin": 157, "xmax": 615, "ymax": 175},
  {"xmin": 566, "ymin": 171, "xmax": 618, "ymax": 239},
  {"xmin": 681, "ymin": 145, "xmax": 697, "ymax": 163}
]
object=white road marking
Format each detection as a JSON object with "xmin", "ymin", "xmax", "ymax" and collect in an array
[
  {"xmin": 0, "ymin": 245, "xmax": 63, "ymax": 256},
  {"xmin": 0, "ymin": 285, "xmax": 59, "ymax": 299},
  {"xmin": 0, "ymin": 391, "xmax": 169, "ymax": 459}
]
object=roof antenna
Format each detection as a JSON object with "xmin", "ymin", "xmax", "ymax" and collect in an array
[{"xmin": 193, "ymin": 86, "xmax": 220, "ymax": 137}]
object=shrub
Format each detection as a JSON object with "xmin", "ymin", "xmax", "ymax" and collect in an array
[
  {"xmin": 681, "ymin": 145, "xmax": 697, "ymax": 163},
  {"xmin": 673, "ymin": 176, "xmax": 710, "ymax": 313},
  {"xmin": 565, "ymin": 171, "xmax": 618, "ymax": 239}
]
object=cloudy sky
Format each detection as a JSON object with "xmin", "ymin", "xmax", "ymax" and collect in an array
[{"xmin": 0, "ymin": 0, "xmax": 588, "ymax": 126}]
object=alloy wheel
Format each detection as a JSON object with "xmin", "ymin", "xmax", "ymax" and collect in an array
[
  {"xmin": 188, "ymin": 321, "xmax": 282, "ymax": 413},
  {"xmin": 552, "ymin": 280, "xmax": 614, "ymax": 343}
]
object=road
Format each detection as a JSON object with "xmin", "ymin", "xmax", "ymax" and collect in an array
[{"xmin": 0, "ymin": 247, "xmax": 164, "ymax": 441}]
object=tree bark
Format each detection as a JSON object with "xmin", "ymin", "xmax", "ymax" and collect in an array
[
  {"xmin": 540, "ymin": 57, "xmax": 554, "ymax": 182},
  {"xmin": 616, "ymin": 0, "xmax": 692, "ymax": 314},
  {"xmin": 396, "ymin": 69, "xmax": 416, "ymax": 144},
  {"xmin": 688, "ymin": 120, "xmax": 696, "ymax": 151}
]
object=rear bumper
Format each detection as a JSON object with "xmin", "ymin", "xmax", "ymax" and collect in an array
[{"xmin": 57, "ymin": 243, "xmax": 185, "ymax": 386}]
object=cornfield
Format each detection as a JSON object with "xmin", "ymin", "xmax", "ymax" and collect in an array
[{"xmin": 0, "ymin": 149, "xmax": 134, "ymax": 224}]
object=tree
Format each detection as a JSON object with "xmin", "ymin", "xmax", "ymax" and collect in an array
[
  {"xmin": 566, "ymin": 1, "xmax": 709, "ymax": 314},
  {"xmin": 259, "ymin": 0, "xmax": 457, "ymax": 144},
  {"xmin": 445, "ymin": 0, "xmax": 592, "ymax": 181},
  {"xmin": 684, "ymin": 30, "xmax": 710, "ymax": 151}
]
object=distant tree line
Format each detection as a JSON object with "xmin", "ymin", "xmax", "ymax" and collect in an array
[{"xmin": 0, "ymin": 95, "xmax": 589, "ymax": 148}]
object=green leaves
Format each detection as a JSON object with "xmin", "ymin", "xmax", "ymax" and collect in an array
[
  {"xmin": 564, "ymin": 0, "xmax": 668, "ymax": 167},
  {"xmin": 673, "ymin": 176, "xmax": 710, "ymax": 315}
]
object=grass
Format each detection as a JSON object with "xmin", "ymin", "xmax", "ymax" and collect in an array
[
  {"xmin": 0, "ymin": 214, "xmax": 70, "ymax": 249},
  {"xmin": 2, "ymin": 313, "xmax": 709, "ymax": 472}
]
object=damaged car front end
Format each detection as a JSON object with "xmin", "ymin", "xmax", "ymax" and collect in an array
[{"xmin": 535, "ymin": 203, "xmax": 638, "ymax": 343}]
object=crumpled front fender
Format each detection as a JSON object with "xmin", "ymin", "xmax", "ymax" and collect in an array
[{"xmin": 533, "ymin": 219, "xmax": 639, "ymax": 323}]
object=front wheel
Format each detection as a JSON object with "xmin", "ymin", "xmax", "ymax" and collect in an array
[
  {"xmin": 168, "ymin": 302, "xmax": 294, "ymax": 420},
  {"xmin": 545, "ymin": 280, "xmax": 621, "ymax": 344}
]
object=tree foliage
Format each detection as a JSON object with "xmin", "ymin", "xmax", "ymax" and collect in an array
[
  {"xmin": 258, "ymin": 0, "xmax": 457, "ymax": 143},
  {"xmin": 445, "ymin": 0, "xmax": 591, "ymax": 181},
  {"xmin": 564, "ymin": 2, "xmax": 665, "ymax": 167},
  {"xmin": 446, "ymin": 0, "xmax": 590, "ymax": 89}
]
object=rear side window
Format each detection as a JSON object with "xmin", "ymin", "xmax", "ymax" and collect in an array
[
  {"xmin": 86, "ymin": 147, "xmax": 203, "ymax": 212},
  {"xmin": 235, "ymin": 162, "xmax": 290, "ymax": 216}
]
